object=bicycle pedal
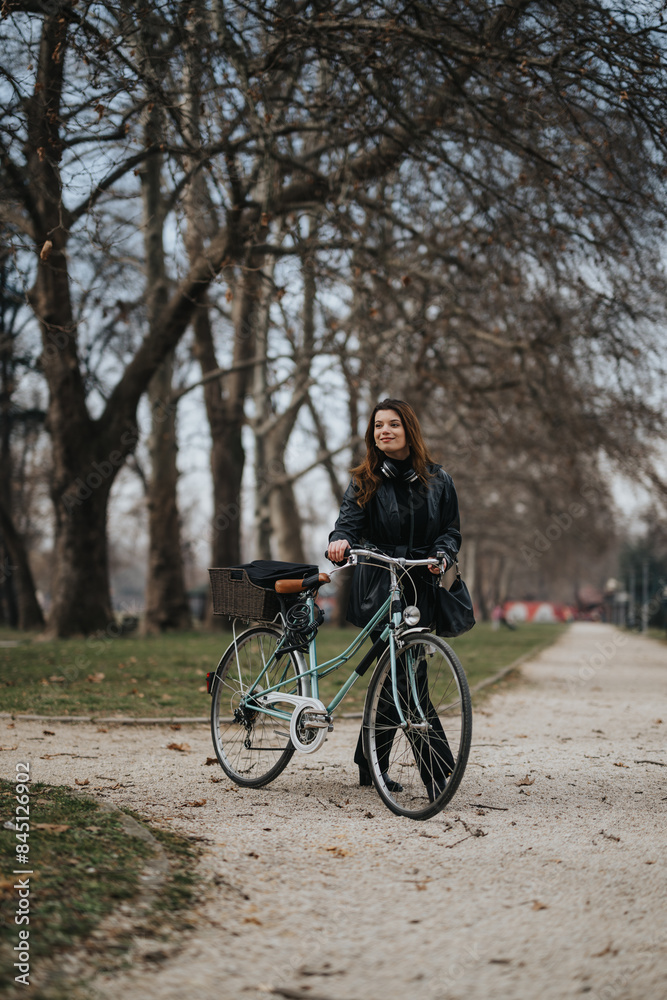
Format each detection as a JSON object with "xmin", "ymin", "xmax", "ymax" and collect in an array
[{"xmin": 302, "ymin": 712, "xmax": 333, "ymax": 731}]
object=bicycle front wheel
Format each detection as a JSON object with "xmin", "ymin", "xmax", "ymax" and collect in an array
[
  {"xmin": 210, "ymin": 626, "xmax": 305, "ymax": 787},
  {"xmin": 363, "ymin": 632, "xmax": 472, "ymax": 819}
]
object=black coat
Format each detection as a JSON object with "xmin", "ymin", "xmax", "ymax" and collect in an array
[{"xmin": 328, "ymin": 464, "xmax": 462, "ymax": 628}]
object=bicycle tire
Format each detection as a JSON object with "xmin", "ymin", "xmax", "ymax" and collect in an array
[
  {"xmin": 210, "ymin": 625, "xmax": 305, "ymax": 787},
  {"xmin": 363, "ymin": 632, "xmax": 472, "ymax": 819}
]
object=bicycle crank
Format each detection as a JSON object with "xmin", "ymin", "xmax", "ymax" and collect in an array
[{"xmin": 257, "ymin": 692, "xmax": 331, "ymax": 754}]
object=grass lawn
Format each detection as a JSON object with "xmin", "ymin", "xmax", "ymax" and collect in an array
[
  {"xmin": 0, "ymin": 781, "xmax": 200, "ymax": 998},
  {"xmin": 0, "ymin": 622, "xmax": 566, "ymax": 719}
]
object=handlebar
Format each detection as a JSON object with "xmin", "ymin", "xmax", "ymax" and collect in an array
[{"xmin": 325, "ymin": 546, "xmax": 447, "ymax": 573}]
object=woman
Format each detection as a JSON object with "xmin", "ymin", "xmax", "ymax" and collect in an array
[{"xmin": 327, "ymin": 398, "xmax": 462, "ymax": 799}]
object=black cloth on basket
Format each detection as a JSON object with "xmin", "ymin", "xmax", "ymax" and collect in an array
[{"xmin": 235, "ymin": 560, "xmax": 319, "ymax": 589}]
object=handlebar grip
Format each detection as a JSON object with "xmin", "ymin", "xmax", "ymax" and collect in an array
[{"xmin": 325, "ymin": 547, "xmax": 349, "ymax": 567}]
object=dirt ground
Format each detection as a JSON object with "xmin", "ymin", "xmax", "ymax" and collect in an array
[{"xmin": 2, "ymin": 622, "xmax": 667, "ymax": 1000}]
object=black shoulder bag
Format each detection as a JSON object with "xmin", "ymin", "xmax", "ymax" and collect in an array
[{"xmin": 434, "ymin": 559, "xmax": 476, "ymax": 638}]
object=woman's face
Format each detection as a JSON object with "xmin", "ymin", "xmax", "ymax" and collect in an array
[{"xmin": 374, "ymin": 409, "xmax": 410, "ymax": 461}]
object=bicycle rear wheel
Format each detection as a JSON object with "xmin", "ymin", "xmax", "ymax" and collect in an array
[
  {"xmin": 210, "ymin": 626, "xmax": 305, "ymax": 787},
  {"xmin": 363, "ymin": 632, "xmax": 472, "ymax": 819}
]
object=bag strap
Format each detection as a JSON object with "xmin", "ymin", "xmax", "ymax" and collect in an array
[{"xmin": 441, "ymin": 558, "xmax": 460, "ymax": 592}]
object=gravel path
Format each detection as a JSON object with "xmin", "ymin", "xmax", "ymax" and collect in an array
[{"xmin": 3, "ymin": 622, "xmax": 667, "ymax": 1000}]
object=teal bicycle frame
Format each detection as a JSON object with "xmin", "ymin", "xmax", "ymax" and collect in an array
[{"xmin": 239, "ymin": 549, "xmax": 440, "ymax": 730}]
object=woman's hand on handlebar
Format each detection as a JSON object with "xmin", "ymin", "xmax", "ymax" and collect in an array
[
  {"xmin": 327, "ymin": 540, "xmax": 351, "ymax": 564},
  {"xmin": 428, "ymin": 551, "xmax": 449, "ymax": 575}
]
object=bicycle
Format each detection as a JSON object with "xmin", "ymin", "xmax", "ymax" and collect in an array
[{"xmin": 206, "ymin": 548, "xmax": 472, "ymax": 820}]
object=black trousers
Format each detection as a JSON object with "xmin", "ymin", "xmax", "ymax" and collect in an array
[{"xmin": 355, "ymin": 649, "xmax": 455, "ymax": 786}]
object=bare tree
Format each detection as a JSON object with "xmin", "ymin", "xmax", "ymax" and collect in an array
[{"xmin": 3, "ymin": 0, "xmax": 667, "ymax": 634}]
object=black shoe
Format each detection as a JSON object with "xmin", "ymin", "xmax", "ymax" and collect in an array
[
  {"xmin": 382, "ymin": 772, "xmax": 403, "ymax": 793},
  {"xmin": 426, "ymin": 776, "xmax": 447, "ymax": 803},
  {"xmin": 358, "ymin": 765, "xmax": 403, "ymax": 793}
]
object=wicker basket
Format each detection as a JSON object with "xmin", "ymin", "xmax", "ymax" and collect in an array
[{"xmin": 208, "ymin": 567, "xmax": 281, "ymax": 622}]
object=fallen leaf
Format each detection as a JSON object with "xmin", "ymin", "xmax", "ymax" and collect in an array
[
  {"xmin": 169, "ymin": 723, "xmax": 181, "ymax": 730},
  {"xmin": 0, "ymin": 745, "xmax": 18, "ymax": 751},
  {"xmin": 87, "ymin": 672, "xmax": 105, "ymax": 683},
  {"xmin": 323, "ymin": 846, "xmax": 351, "ymax": 858},
  {"xmin": 183, "ymin": 799, "xmax": 207, "ymax": 808},
  {"xmin": 516, "ymin": 775, "xmax": 535, "ymax": 786},
  {"xmin": 167, "ymin": 742, "xmax": 190, "ymax": 752},
  {"xmin": 204, "ymin": 757, "xmax": 219, "ymax": 766},
  {"xmin": 75, "ymin": 778, "xmax": 89, "ymax": 786},
  {"xmin": 515, "ymin": 734, "xmax": 528, "ymax": 739},
  {"xmin": 592, "ymin": 943, "xmax": 618, "ymax": 957},
  {"xmin": 243, "ymin": 916, "xmax": 262, "ymax": 925},
  {"xmin": 48, "ymin": 676, "xmax": 65, "ymax": 683},
  {"xmin": 532, "ymin": 900, "xmax": 548, "ymax": 910},
  {"xmin": 43, "ymin": 730, "xmax": 55, "ymax": 736},
  {"xmin": 34, "ymin": 823, "xmax": 70, "ymax": 833},
  {"xmin": 210, "ymin": 776, "xmax": 223, "ymax": 783},
  {"xmin": 613, "ymin": 762, "xmax": 628, "ymax": 768},
  {"xmin": 96, "ymin": 727, "xmax": 108, "ymax": 733},
  {"xmin": 198, "ymin": 685, "xmax": 208, "ymax": 692}
]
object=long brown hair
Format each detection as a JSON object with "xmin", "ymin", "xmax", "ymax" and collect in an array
[{"xmin": 350, "ymin": 398, "xmax": 435, "ymax": 506}]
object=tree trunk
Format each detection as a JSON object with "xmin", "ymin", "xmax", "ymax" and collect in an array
[
  {"xmin": 49, "ymin": 480, "xmax": 114, "ymax": 635},
  {"xmin": 252, "ymin": 232, "xmax": 317, "ymax": 563},
  {"xmin": 251, "ymin": 254, "xmax": 276, "ymax": 562},
  {"xmin": 143, "ymin": 351, "xmax": 192, "ymax": 632},
  {"xmin": 268, "ymin": 477, "xmax": 307, "ymax": 563},
  {"xmin": 27, "ymin": 10, "xmax": 114, "ymax": 635},
  {"xmin": 192, "ymin": 283, "xmax": 255, "ymax": 571},
  {"xmin": 181, "ymin": 34, "xmax": 254, "ymax": 585},
  {"xmin": 0, "ymin": 497, "xmax": 44, "ymax": 630},
  {"xmin": 141, "ymin": 95, "xmax": 191, "ymax": 634},
  {"xmin": 0, "ymin": 253, "xmax": 44, "ymax": 629}
]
